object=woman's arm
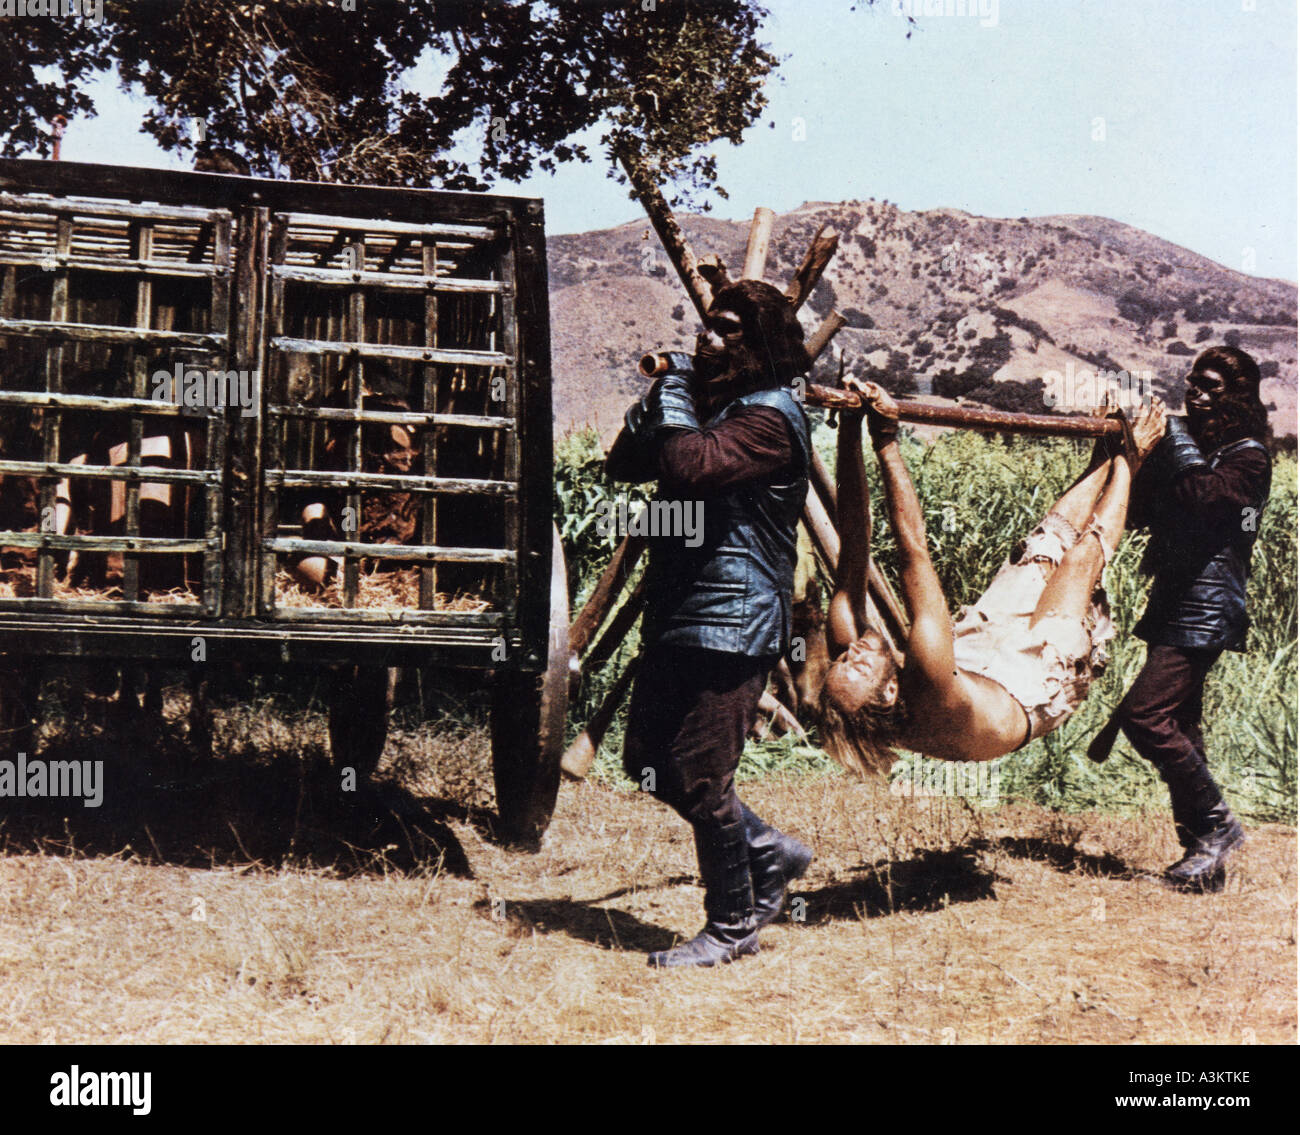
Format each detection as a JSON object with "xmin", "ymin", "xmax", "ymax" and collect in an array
[
  {"xmin": 860, "ymin": 385, "xmax": 955, "ymax": 682},
  {"xmin": 827, "ymin": 405, "xmax": 870, "ymax": 653}
]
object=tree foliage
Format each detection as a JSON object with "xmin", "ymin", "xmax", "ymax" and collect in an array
[{"xmin": 0, "ymin": 0, "xmax": 796, "ymax": 203}]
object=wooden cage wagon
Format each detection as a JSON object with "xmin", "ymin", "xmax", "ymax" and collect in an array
[{"xmin": 0, "ymin": 158, "xmax": 569, "ymax": 847}]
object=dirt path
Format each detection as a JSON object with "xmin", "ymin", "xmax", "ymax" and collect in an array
[{"xmin": 0, "ymin": 775, "xmax": 1293, "ymax": 1044}]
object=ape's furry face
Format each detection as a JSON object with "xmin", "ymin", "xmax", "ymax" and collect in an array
[
  {"xmin": 1185, "ymin": 346, "xmax": 1270, "ymax": 453},
  {"xmin": 692, "ymin": 280, "xmax": 810, "ymax": 415}
]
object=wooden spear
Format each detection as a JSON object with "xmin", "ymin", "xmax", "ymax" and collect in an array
[
  {"xmin": 616, "ymin": 145, "xmax": 712, "ymax": 322},
  {"xmin": 560, "ymin": 654, "xmax": 641, "ymax": 780},
  {"xmin": 785, "ymin": 224, "xmax": 840, "ymax": 309},
  {"xmin": 741, "ymin": 207, "xmax": 776, "ymax": 281},
  {"xmin": 568, "ymin": 532, "xmax": 646, "ymax": 659}
]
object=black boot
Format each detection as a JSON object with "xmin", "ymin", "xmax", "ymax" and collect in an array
[
  {"xmin": 1165, "ymin": 803, "xmax": 1245, "ymax": 893},
  {"xmin": 648, "ymin": 819, "xmax": 759, "ymax": 969},
  {"xmin": 740, "ymin": 803, "xmax": 813, "ymax": 929}
]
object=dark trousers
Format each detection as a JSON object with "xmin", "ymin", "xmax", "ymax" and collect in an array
[
  {"xmin": 1116, "ymin": 643, "xmax": 1226, "ymax": 840},
  {"xmin": 622, "ymin": 644, "xmax": 772, "ymax": 831}
]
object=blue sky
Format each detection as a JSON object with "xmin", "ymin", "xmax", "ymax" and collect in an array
[{"xmin": 58, "ymin": 0, "xmax": 1298, "ymax": 281}]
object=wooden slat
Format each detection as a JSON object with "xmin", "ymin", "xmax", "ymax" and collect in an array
[
  {"xmin": 269, "ymin": 335, "xmax": 506, "ymax": 368},
  {"xmin": 280, "ymin": 211, "xmax": 496, "ymax": 241},
  {"xmin": 270, "ymin": 263, "xmax": 501, "ymax": 293},
  {"xmin": 342, "ymin": 233, "xmax": 366, "ymax": 608},
  {"xmin": 0, "ymin": 459, "xmax": 213, "ymax": 483},
  {"xmin": 0, "ymin": 598, "xmax": 204, "ymax": 616},
  {"xmin": 266, "ymin": 469, "xmax": 514, "ymax": 494},
  {"xmin": 497, "ymin": 232, "xmax": 521, "ymax": 619},
  {"xmin": 201, "ymin": 212, "xmax": 233, "ymax": 614},
  {"xmin": 0, "ymin": 192, "xmax": 229, "ymax": 224},
  {"xmin": 258, "ymin": 212, "xmax": 289, "ymax": 617},
  {"xmin": 264, "ymin": 538, "xmax": 513, "ymax": 564},
  {"xmin": 0, "ymin": 391, "xmax": 222, "ymax": 415},
  {"xmin": 0, "ymin": 159, "xmax": 531, "ymax": 231},
  {"xmin": 267, "ymin": 404, "xmax": 513, "ymax": 430},
  {"xmin": 0, "ymin": 252, "xmax": 224, "ymax": 279},
  {"xmin": 1, "ymin": 532, "xmax": 209, "ymax": 553},
  {"xmin": 244, "ymin": 606, "xmax": 501, "ymax": 626},
  {"xmin": 511, "ymin": 199, "xmax": 555, "ymax": 660},
  {"xmin": 0, "ymin": 318, "xmax": 225, "ymax": 349},
  {"xmin": 121, "ymin": 218, "xmax": 154, "ymax": 601},
  {"xmin": 36, "ymin": 215, "xmax": 71, "ymax": 599},
  {"xmin": 420, "ymin": 238, "xmax": 440, "ymax": 610}
]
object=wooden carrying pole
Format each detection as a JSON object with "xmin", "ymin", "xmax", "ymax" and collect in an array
[{"xmin": 805, "ymin": 384, "xmax": 1126, "ymax": 438}]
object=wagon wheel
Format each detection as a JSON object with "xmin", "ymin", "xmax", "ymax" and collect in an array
[
  {"xmin": 491, "ymin": 524, "xmax": 570, "ymax": 849},
  {"xmin": 328, "ymin": 664, "xmax": 397, "ymax": 781}
]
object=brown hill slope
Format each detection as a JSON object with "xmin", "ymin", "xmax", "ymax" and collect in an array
[{"xmin": 548, "ymin": 201, "xmax": 1297, "ymax": 442}]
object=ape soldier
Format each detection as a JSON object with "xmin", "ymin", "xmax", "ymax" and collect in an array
[
  {"xmin": 1097, "ymin": 346, "xmax": 1272, "ymax": 891},
  {"xmin": 606, "ymin": 280, "xmax": 815, "ymax": 969}
]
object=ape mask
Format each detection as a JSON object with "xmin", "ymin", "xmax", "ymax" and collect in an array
[
  {"xmin": 1185, "ymin": 345, "xmax": 1270, "ymax": 453},
  {"xmin": 692, "ymin": 279, "xmax": 810, "ymax": 417}
]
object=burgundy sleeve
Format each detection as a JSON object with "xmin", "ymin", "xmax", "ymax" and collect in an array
[
  {"xmin": 655, "ymin": 405, "xmax": 795, "ymax": 493},
  {"xmin": 1168, "ymin": 446, "xmax": 1271, "ymax": 531}
]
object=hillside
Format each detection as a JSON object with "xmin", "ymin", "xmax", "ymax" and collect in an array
[{"xmin": 547, "ymin": 201, "xmax": 1297, "ymax": 441}]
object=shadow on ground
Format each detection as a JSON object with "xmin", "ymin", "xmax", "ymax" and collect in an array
[
  {"xmin": 492, "ymin": 848, "xmax": 1003, "ymax": 958},
  {"xmin": 478, "ymin": 890, "xmax": 695, "ymax": 954},
  {"xmin": 0, "ymin": 721, "xmax": 475, "ymax": 877},
  {"xmin": 974, "ymin": 835, "xmax": 1137, "ymax": 879},
  {"xmin": 793, "ymin": 846, "xmax": 1002, "ymax": 922}
]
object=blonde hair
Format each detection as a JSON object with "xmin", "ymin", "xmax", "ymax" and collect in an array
[{"xmin": 816, "ymin": 672, "xmax": 908, "ymax": 778}]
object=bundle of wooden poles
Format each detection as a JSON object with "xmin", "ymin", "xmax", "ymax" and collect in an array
[{"xmin": 559, "ymin": 152, "xmax": 1123, "ymax": 777}]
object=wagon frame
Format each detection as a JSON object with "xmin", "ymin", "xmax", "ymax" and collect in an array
[{"xmin": 0, "ymin": 159, "xmax": 568, "ymax": 847}]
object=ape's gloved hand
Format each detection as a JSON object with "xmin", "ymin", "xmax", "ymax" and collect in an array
[
  {"xmin": 624, "ymin": 366, "xmax": 699, "ymax": 443},
  {"xmin": 1147, "ymin": 414, "xmax": 1209, "ymax": 483}
]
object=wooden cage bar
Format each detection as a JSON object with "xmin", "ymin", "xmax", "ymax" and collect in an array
[{"xmin": 1, "ymin": 159, "xmax": 551, "ymax": 662}]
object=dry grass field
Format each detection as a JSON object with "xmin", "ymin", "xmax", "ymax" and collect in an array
[{"xmin": 0, "ymin": 702, "xmax": 1293, "ymax": 1046}]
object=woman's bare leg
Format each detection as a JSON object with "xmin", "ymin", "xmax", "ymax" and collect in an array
[
  {"xmin": 1044, "ymin": 447, "xmax": 1114, "ymax": 534},
  {"xmin": 1032, "ymin": 455, "xmax": 1131, "ymax": 626}
]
